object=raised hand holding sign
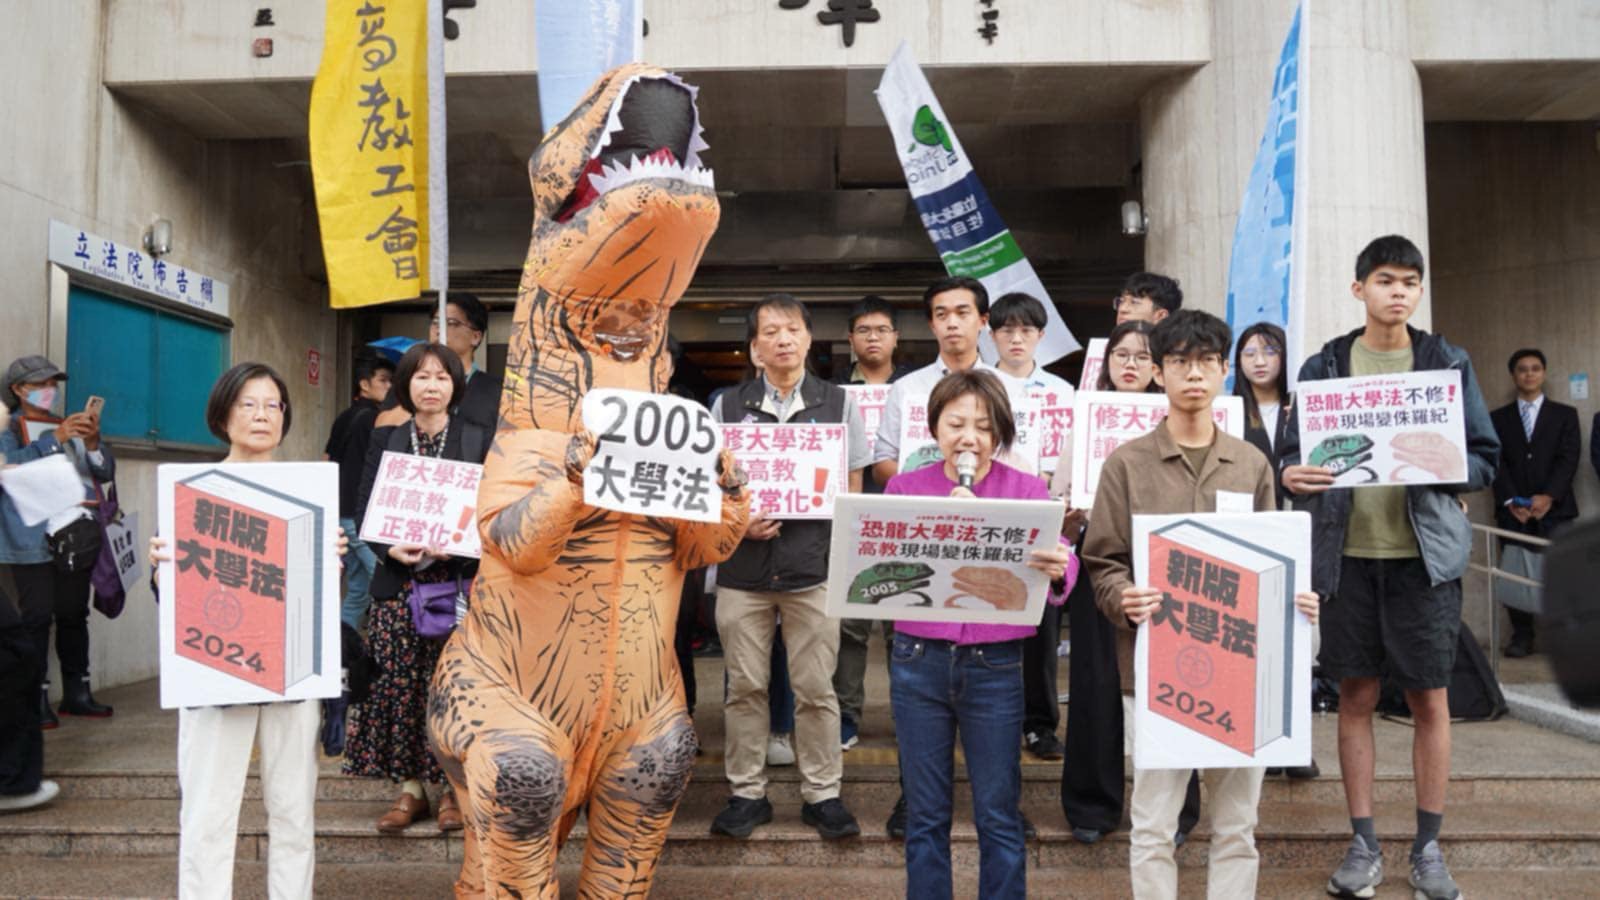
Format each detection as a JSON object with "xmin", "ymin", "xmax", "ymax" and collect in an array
[{"xmin": 580, "ymin": 388, "xmax": 723, "ymax": 522}]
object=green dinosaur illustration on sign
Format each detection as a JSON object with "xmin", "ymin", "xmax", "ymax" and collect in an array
[{"xmin": 908, "ymin": 105, "xmax": 953, "ymax": 153}]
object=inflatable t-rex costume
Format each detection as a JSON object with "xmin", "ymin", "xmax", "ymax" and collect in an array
[{"xmin": 429, "ymin": 65, "xmax": 749, "ymax": 897}]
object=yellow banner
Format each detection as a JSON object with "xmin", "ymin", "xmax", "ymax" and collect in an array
[{"xmin": 310, "ymin": 0, "xmax": 434, "ymax": 309}]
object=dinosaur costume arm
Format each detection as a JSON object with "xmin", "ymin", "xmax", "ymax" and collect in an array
[
  {"xmin": 672, "ymin": 450, "xmax": 752, "ymax": 569},
  {"xmin": 478, "ymin": 428, "xmax": 591, "ymax": 577}
]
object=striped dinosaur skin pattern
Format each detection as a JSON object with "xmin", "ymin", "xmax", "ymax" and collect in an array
[{"xmin": 428, "ymin": 64, "xmax": 749, "ymax": 898}]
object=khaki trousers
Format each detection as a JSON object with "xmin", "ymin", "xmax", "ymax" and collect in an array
[
  {"xmin": 1129, "ymin": 763, "xmax": 1264, "ymax": 900},
  {"xmin": 716, "ymin": 584, "xmax": 842, "ymax": 804}
]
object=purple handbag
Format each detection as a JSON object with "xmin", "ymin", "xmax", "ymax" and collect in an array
[
  {"xmin": 89, "ymin": 483, "xmax": 126, "ymax": 619},
  {"xmin": 407, "ymin": 574, "xmax": 465, "ymax": 640}
]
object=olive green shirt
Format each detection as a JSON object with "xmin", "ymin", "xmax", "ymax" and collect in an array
[{"xmin": 1343, "ymin": 340, "xmax": 1421, "ymax": 558}]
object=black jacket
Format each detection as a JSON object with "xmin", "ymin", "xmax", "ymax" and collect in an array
[
  {"xmin": 455, "ymin": 369, "xmax": 503, "ymax": 433},
  {"xmin": 1279, "ymin": 326, "xmax": 1499, "ymax": 597},
  {"xmin": 715, "ymin": 376, "xmax": 848, "ymax": 593},
  {"xmin": 1491, "ymin": 398, "xmax": 1581, "ymax": 535},
  {"xmin": 1241, "ymin": 392, "xmax": 1294, "ymax": 507},
  {"xmin": 355, "ymin": 419, "xmax": 490, "ymax": 600}
]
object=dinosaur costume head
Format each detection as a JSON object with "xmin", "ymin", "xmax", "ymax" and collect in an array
[
  {"xmin": 430, "ymin": 65, "xmax": 747, "ymax": 897},
  {"xmin": 503, "ymin": 63, "xmax": 718, "ymax": 434}
]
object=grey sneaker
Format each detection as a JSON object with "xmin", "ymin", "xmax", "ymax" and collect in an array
[
  {"xmin": 1409, "ymin": 840, "xmax": 1462, "ymax": 900},
  {"xmin": 1326, "ymin": 835, "xmax": 1384, "ymax": 898}
]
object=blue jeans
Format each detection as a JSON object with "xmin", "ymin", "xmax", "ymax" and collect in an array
[
  {"xmin": 338, "ymin": 517, "xmax": 379, "ymax": 630},
  {"xmin": 890, "ymin": 633, "xmax": 1026, "ymax": 900}
]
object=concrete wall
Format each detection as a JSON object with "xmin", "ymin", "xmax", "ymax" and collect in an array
[
  {"xmin": 1426, "ymin": 121, "xmax": 1600, "ymax": 645},
  {"xmin": 1, "ymin": 2, "xmax": 338, "ymax": 693},
  {"xmin": 103, "ymin": 0, "xmax": 1210, "ymax": 87}
]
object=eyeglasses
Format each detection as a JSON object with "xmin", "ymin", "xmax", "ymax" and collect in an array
[
  {"xmin": 1162, "ymin": 353, "xmax": 1225, "ymax": 372},
  {"xmin": 235, "ymin": 399, "xmax": 286, "ymax": 416},
  {"xmin": 1240, "ymin": 346, "xmax": 1280, "ymax": 360},
  {"xmin": 1111, "ymin": 295, "xmax": 1151, "ymax": 311},
  {"xmin": 851, "ymin": 326, "xmax": 896, "ymax": 338},
  {"xmin": 1110, "ymin": 349, "xmax": 1153, "ymax": 367},
  {"xmin": 431, "ymin": 318, "xmax": 470, "ymax": 332}
]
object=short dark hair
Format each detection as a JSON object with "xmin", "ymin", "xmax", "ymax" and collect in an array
[
  {"xmin": 393, "ymin": 342, "xmax": 467, "ymax": 415},
  {"xmin": 1150, "ymin": 309, "xmax": 1233, "ymax": 363},
  {"xmin": 988, "ymin": 292, "xmax": 1048, "ymax": 330},
  {"xmin": 746, "ymin": 293, "xmax": 812, "ymax": 343},
  {"xmin": 847, "ymin": 295, "xmax": 898, "ymax": 332},
  {"xmin": 1121, "ymin": 272, "xmax": 1183, "ymax": 313},
  {"xmin": 353, "ymin": 353, "xmax": 394, "ymax": 387},
  {"xmin": 447, "ymin": 292, "xmax": 489, "ymax": 334},
  {"xmin": 206, "ymin": 362, "xmax": 291, "ymax": 443},
  {"xmin": 1096, "ymin": 320, "xmax": 1159, "ymax": 392},
  {"xmin": 922, "ymin": 276, "xmax": 989, "ymax": 319},
  {"xmin": 927, "ymin": 369, "xmax": 1016, "ymax": 452},
  {"xmin": 1354, "ymin": 235, "xmax": 1425, "ymax": 281},
  {"xmin": 1507, "ymin": 348, "xmax": 1547, "ymax": 373}
]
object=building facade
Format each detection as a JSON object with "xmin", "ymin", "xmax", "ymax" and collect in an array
[{"xmin": 2, "ymin": 0, "xmax": 1596, "ymax": 688}]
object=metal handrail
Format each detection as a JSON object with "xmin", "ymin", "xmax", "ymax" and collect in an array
[{"xmin": 1468, "ymin": 523, "xmax": 1552, "ymax": 681}]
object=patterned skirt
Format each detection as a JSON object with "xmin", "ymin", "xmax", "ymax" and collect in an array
[{"xmin": 342, "ymin": 572, "xmax": 450, "ymax": 783}]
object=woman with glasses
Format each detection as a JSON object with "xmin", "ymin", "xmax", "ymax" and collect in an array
[
  {"xmin": 346, "ymin": 342, "xmax": 491, "ymax": 834},
  {"xmin": 1233, "ymin": 322, "xmax": 1293, "ymax": 507},
  {"xmin": 150, "ymin": 362, "xmax": 347, "ymax": 899},
  {"xmin": 1051, "ymin": 319, "xmax": 1202, "ymax": 845},
  {"xmin": 1232, "ymin": 322, "xmax": 1320, "ymax": 781}
]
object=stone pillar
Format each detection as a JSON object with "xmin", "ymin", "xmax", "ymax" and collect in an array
[{"xmin": 1140, "ymin": 0, "xmax": 1431, "ymax": 362}]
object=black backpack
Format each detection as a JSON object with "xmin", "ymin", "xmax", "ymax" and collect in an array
[{"xmin": 1377, "ymin": 622, "xmax": 1506, "ymax": 721}]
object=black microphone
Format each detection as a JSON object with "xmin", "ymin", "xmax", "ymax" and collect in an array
[{"xmin": 956, "ymin": 451, "xmax": 977, "ymax": 490}]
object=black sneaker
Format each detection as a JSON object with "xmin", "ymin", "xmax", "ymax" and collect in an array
[
  {"xmin": 1022, "ymin": 813, "xmax": 1038, "ymax": 841},
  {"xmin": 1024, "ymin": 730, "xmax": 1065, "ymax": 761},
  {"xmin": 1071, "ymin": 826, "xmax": 1104, "ymax": 845},
  {"xmin": 802, "ymin": 797, "xmax": 861, "ymax": 839},
  {"xmin": 885, "ymin": 794, "xmax": 907, "ymax": 839},
  {"xmin": 709, "ymin": 796, "xmax": 772, "ymax": 838},
  {"xmin": 1284, "ymin": 759, "xmax": 1321, "ymax": 780}
]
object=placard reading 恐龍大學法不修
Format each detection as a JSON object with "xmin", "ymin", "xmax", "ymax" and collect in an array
[
  {"xmin": 826, "ymin": 493, "xmax": 1064, "ymax": 626},
  {"xmin": 1294, "ymin": 370, "xmax": 1467, "ymax": 488}
]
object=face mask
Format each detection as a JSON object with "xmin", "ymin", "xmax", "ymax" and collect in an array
[{"xmin": 26, "ymin": 386, "xmax": 58, "ymax": 412}]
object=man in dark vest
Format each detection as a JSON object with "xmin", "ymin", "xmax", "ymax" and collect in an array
[{"xmin": 709, "ymin": 293, "xmax": 870, "ymax": 841}]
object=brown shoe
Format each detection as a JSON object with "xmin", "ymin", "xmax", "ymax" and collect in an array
[
  {"xmin": 437, "ymin": 787, "xmax": 464, "ymax": 832},
  {"xmin": 376, "ymin": 791, "xmax": 431, "ymax": 833}
]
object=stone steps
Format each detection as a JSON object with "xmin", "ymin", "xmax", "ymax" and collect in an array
[
  {"xmin": 1, "ymin": 857, "xmax": 1597, "ymax": 900},
  {"xmin": 5, "ymin": 789, "xmax": 1598, "ymax": 871},
  {"xmin": 48, "ymin": 758, "xmax": 1600, "ymax": 807}
]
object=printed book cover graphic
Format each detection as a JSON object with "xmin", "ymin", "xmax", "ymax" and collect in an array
[
  {"xmin": 1147, "ymin": 519, "xmax": 1294, "ymax": 755},
  {"xmin": 173, "ymin": 469, "xmax": 323, "ymax": 695}
]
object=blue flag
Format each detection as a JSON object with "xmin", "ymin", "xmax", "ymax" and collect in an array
[
  {"xmin": 1226, "ymin": 1, "xmax": 1306, "ymax": 385},
  {"xmin": 535, "ymin": 0, "xmax": 643, "ymax": 133}
]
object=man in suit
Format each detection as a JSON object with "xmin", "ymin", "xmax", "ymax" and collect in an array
[{"xmin": 1490, "ymin": 348, "xmax": 1582, "ymax": 658}]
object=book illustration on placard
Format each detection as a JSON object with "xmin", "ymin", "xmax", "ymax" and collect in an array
[
  {"xmin": 173, "ymin": 469, "xmax": 323, "ymax": 695},
  {"xmin": 1148, "ymin": 519, "xmax": 1294, "ymax": 756}
]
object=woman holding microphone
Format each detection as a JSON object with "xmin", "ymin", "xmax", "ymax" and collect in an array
[{"xmin": 883, "ymin": 369, "xmax": 1079, "ymax": 900}]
